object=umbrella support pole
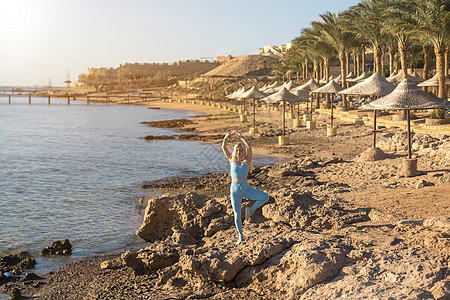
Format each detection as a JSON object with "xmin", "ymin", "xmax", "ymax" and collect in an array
[
  {"xmin": 330, "ymin": 96, "xmax": 334, "ymax": 128},
  {"xmin": 373, "ymin": 110, "xmax": 377, "ymax": 148},
  {"xmin": 282, "ymin": 101, "xmax": 286, "ymax": 136},
  {"xmin": 407, "ymin": 110, "xmax": 412, "ymax": 159}
]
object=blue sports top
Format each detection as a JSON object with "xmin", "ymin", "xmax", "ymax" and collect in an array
[{"xmin": 230, "ymin": 161, "xmax": 249, "ymax": 180}]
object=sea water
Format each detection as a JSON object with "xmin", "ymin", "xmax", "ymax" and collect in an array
[{"xmin": 0, "ymin": 96, "xmax": 282, "ymax": 274}]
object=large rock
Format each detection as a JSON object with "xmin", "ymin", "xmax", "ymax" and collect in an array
[
  {"xmin": 136, "ymin": 192, "xmax": 230, "ymax": 243},
  {"xmin": 234, "ymin": 233, "xmax": 349, "ymax": 298},
  {"xmin": 122, "ymin": 241, "xmax": 181, "ymax": 275},
  {"xmin": 41, "ymin": 239, "xmax": 72, "ymax": 255},
  {"xmin": 262, "ymin": 188, "xmax": 369, "ymax": 230},
  {"xmin": 179, "ymin": 227, "xmax": 293, "ymax": 283},
  {"xmin": 0, "ymin": 252, "xmax": 36, "ymax": 284}
]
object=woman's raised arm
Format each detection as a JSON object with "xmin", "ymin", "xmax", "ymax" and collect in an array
[
  {"xmin": 222, "ymin": 133, "xmax": 232, "ymax": 162},
  {"xmin": 234, "ymin": 131, "xmax": 252, "ymax": 166}
]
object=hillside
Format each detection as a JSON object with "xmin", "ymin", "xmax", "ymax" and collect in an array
[{"xmin": 204, "ymin": 55, "xmax": 276, "ymax": 77}]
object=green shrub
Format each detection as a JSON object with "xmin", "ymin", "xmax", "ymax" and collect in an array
[{"xmin": 430, "ymin": 109, "xmax": 445, "ymax": 119}]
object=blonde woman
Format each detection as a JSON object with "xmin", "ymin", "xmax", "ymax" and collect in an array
[{"xmin": 222, "ymin": 130, "xmax": 269, "ymax": 244}]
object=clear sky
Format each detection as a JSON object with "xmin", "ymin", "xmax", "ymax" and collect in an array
[{"xmin": 0, "ymin": 0, "xmax": 361, "ymax": 87}]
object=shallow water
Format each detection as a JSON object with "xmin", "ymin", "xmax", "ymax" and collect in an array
[{"xmin": 0, "ymin": 96, "xmax": 282, "ymax": 274}]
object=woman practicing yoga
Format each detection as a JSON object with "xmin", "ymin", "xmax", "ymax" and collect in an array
[{"xmin": 222, "ymin": 130, "xmax": 269, "ymax": 244}]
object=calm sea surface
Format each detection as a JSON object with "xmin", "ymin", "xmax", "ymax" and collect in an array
[{"xmin": 0, "ymin": 96, "xmax": 282, "ymax": 274}]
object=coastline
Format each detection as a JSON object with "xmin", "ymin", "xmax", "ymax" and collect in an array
[{"xmin": 2, "ymin": 92, "xmax": 449, "ymax": 299}]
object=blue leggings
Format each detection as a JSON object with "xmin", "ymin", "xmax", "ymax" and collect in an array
[{"xmin": 230, "ymin": 181, "xmax": 269, "ymax": 235}]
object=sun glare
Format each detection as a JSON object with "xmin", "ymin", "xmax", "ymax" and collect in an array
[{"xmin": 0, "ymin": 1, "xmax": 42, "ymax": 40}]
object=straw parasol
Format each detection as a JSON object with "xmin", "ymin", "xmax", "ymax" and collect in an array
[
  {"xmin": 320, "ymin": 75, "xmax": 335, "ymax": 84},
  {"xmin": 348, "ymin": 72, "xmax": 369, "ymax": 83},
  {"xmin": 339, "ymin": 73, "xmax": 395, "ymax": 97},
  {"xmin": 385, "ymin": 71, "xmax": 397, "ymax": 82},
  {"xmin": 295, "ymin": 78, "xmax": 321, "ymax": 92},
  {"xmin": 238, "ymin": 86, "xmax": 267, "ymax": 132},
  {"xmin": 282, "ymin": 80, "xmax": 300, "ymax": 90},
  {"xmin": 346, "ymin": 72, "xmax": 356, "ymax": 80},
  {"xmin": 386, "ymin": 70, "xmax": 424, "ymax": 84},
  {"xmin": 311, "ymin": 79, "xmax": 344, "ymax": 94},
  {"xmin": 291, "ymin": 89, "xmax": 310, "ymax": 119},
  {"xmin": 226, "ymin": 87, "xmax": 245, "ymax": 99},
  {"xmin": 417, "ymin": 73, "xmax": 450, "ymax": 87},
  {"xmin": 291, "ymin": 78, "xmax": 321, "ymax": 116},
  {"xmin": 273, "ymin": 80, "xmax": 299, "ymax": 92},
  {"xmin": 262, "ymin": 87, "xmax": 303, "ymax": 137},
  {"xmin": 410, "ymin": 70, "xmax": 424, "ymax": 82},
  {"xmin": 227, "ymin": 87, "xmax": 248, "ymax": 111},
  {"xmin": 362, "ymin": 78, "xmax": 450, "ymax": 167},
  {"xmin": 311, "ymin": 80, "xmax": 344, "ymax": 129},
  {"xmin": 339, "ymin": 73, "xmax": 395, "ymax": 155},
  {"xmin": 266, "ymin": 81, "xmax": 282, "ymax": 89}
]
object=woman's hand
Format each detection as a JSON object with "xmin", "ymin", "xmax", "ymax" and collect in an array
[
  {"xmin": 231, "ymin": 130, "xmax": 241, "ymax": 137},
  {"xmin": 223, "ymin": 133, "xmax": 230, "ymax": 142}
]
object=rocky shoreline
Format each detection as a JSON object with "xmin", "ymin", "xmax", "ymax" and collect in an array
[{"xmin": 1, "ymin": 102, "xmax": 449, "ymax": 299}]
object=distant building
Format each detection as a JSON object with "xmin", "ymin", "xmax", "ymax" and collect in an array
[
  {"xmin": 259, "ymin": 43, "xmax": 292, "ymax": 57},
  {"xmin": 217, "ymin": 55, "xmax": 233, "ymax": 64}
]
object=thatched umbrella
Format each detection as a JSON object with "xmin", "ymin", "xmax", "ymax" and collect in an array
[
  {"xmin": 386, "ymin": 70, "xmax": 424, "ymax": 84},
  {"xmin": 262, "ymin": 87, "xmax": 303, "ymax": 142},
  {"xmin": 346, "ymin": 72, "xmax": 356, "ymax": 81},
  {"xmin": 311, "ymin": 80, "xmax": 344, "ymax": 132},
  {"xmin": 348, "ymin": 72, "xmax": 369, "ymax": 83},
  {"xmin": 291, "ymin": 89, "xmax": 310, "ymax": 121},
  {"xmin": 227, "ymin": 87, "xmax": 248, "ymax": 111},
  {"xmin": 417, "ymin": 73, "xmax": 450, "ymax": 87},
  {"xmin": 226, "ymin": 87, "xmax": 245, "ymax": 99},
  {"xmin": 238, "ymin": 86, "xmax": 267, "ymax": 132},
  {"xmin": 291, "ymin": 78, "xmax": 321, "ymax": 116},
  {"xmin": 320, "ymin": 75, "xmax": 335, "ymax": 84},
  {"xmin": 410, "ymin": 70, "xmax": 424, "ymax": 82},
  {"xmin": 339, "ymin": 72, "xmax": 396, "ymax": 155},
  {"xmin": 362, "ymin": 78, "xmax": 450, "ymax": 174},
  {"xmin": 266, "ymin": 81, "xmax": 282, "ymax": 89},
  {"xmin": 274, "ymin": 80, "xmax": 299, "ymax": 91}
]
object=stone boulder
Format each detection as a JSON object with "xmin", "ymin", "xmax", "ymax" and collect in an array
[
  {"xmin": 136, "ymin": 192, "xmax": 231, "ymax": 243},
  {"xmin": 41, "ymin": 239, "xmax": 72, "ymax": 255},
  {"xmin": 235, "ymin": 233, "xmax": 349, "ymax": 298},
  {"xmin": 179, "ymin": 227, "xmax": 293, "ymax": 283},
  {"xmin": 122, "ymin": 241, "xmax": 182, "ymax": 275},
  {"xmin": 0, "ymin": 252, "xmax": 36, "ymax": 284},
  {"xmin": 263, "ymin": 188, "xmax": 369, "ymax": 230}
]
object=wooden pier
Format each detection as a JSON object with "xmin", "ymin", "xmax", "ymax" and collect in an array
[{"xmin": 0, "ymin": 93, "xmax": 161, "ymax": 105}]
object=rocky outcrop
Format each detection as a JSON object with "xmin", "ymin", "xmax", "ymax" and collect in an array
[
  {"xmin": 41, "ymin": 239, "xmax": 72, "ymax": 255},
  {"xmin": 377, "ymin": 133, "xmax": 450, "ymax": 166},
  {"xmin": 263, "ymin": 188, "xmax": 369, "ymax": 230},
  {"xmin": 0, "ymin": 252, "xmax": 36, "ymax": 286},
  {"xmin": 136, "ymin": 193, "xmax": 232, "ymax": 243},
  {"xmin": 179, "ymin": 228, "xmax": 293, "ymax": 283},
  {"xmin": 235, "ymin": 233, "xmax": 349, "ymax": 298}
]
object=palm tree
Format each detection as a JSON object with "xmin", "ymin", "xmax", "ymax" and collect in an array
[
  {"xmin": 312, "ymin": 12, "xmax": 353, "ymax": 88},
  {"xmin": 269, "ymin": 59, "xmax": 289, "ymax": 82},
  {"xmin": 342, "ymin": 0, "xmax": 387, "ymax": 74},
  {"xmin": 295, "ymin": 26, "xmax": 336, "ymax": 83},
  {"xmin": 411, "ymin": 0, "xmax": 450, "ymax": 99},
  {"xmin": 382, "ymin": 0, "xmax": 419, "ymax": 80},
  {"xmin": 385, "ymin": 34, "xmax": 398, "ymax": 76}
]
